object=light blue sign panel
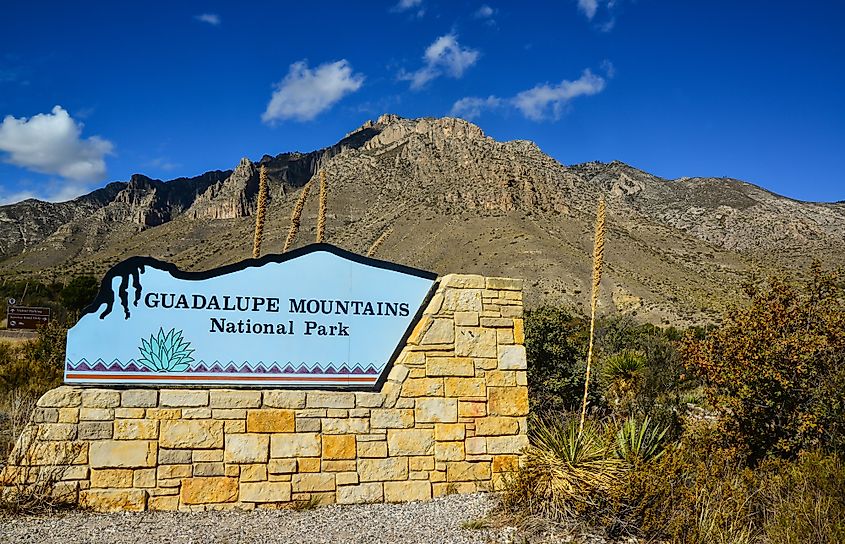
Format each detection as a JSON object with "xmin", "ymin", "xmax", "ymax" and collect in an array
[{"xmin": 64, "ymin": 244, "xmax": 437, "ymax": 389}]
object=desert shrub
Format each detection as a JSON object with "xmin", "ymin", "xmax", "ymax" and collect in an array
[
  {"xmin": 0, "ymin": 319, "xmax": 67, "ymax": 395},
  {"xmin": 59, "ymin": 275, "xmax": 99, "ymax": 312},
  {"xmin": 683, "ymin": 263, "xmax": 845, "ymax": 462},
  {"xmin": 615, "ymin": 415, "xmax": 669, "ymax": 464},
  {"xmin": 602, "ymin": 350, "xmax": 646, "ymax": 415}
]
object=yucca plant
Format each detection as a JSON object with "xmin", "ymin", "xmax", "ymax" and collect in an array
[
  {"xmin": 603, "ymin": 350, "xmax": 647, "ymax": 405},
  {"xmin": 252, "ymin": 164, "xmax": 269, "ymax": 258},
  {"xmin": 367, "ymin": 227, "xmax": 393, "ymax": 257},
  {"xmin": 283, "ymin": 180, "xmax": 312, "ymax": 252},
  {"xmin": 316, "ymin": 169, "xmax": 327, "ymax": 243},
  {"xmin": 580, "ymin": 196, "xmax": 606, "ymax": 433},
  {"xmin": 616, "ymin": 415, "xmax": 669, "ymax": 464},
  {"xmin": 504, "ymin": 417, "xmax": 624, "ymax": 519},
  {"xmin": 137, "ymin": 328, "xmax": 194, "ymax": 372}
]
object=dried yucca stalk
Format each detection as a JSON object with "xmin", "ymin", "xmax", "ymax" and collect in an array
[
  {"xmin": 283, "ymin": 180, "xmax": 312, "ymax": 252},
  {"xmin": 252, "ymin": 165, "xmax": 269, "ymax": 259},
  {"xmin": 316, "ymin": 169, "xmax": 327, "ymax": 243},
  {"xmin": 579, "ymin": 196, "xmax": 606, "ymax": 434},
  {"xmin": 367, "ymin": 227, "xmax": 393, "ymax": 257}
]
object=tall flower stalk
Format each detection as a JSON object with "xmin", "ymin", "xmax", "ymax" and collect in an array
[
  {"xmin": 283, "ymin": 179, "xmax": 312, "ymax": 252},
  {"xmin": 252, "ymin": 165, "xmax": 269, "ymax": 259},
  {"xmin": 580, "ymin": 196, "xmax": 606, "ymax": 434},
  {"xmin": 316, "ymin": 169, "xmax": 327, "ymax": 243},
  {"xmin": 367, "ymin": 227, "xmax": 393, "ymax": 257}
]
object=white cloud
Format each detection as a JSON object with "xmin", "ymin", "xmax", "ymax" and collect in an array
[
  {"xmin": 194, "ymin": 13, "xmax": 221, "ymax": 26},
  {"xmin": 577, "ymin": 0, "xmax": 599, "ymax": 19},
  {"xmin": 450, "ymin": 68, "xmax": 607, "ymax": 122},
  {"xmin": 513, "ymin": 69, "xmax": 606, "ymax": 121},
  {"xmin": 391, "ymin": 0, "xmax": 422, "ymax": 12},
  {"xmin": 0, "ymin": 105, "xmax": 113, "ymax": 183},
  {"xmin": 474, "ymin": 4, "xmax": 495, "ymax": 19},
  {"xmin": 262, "ymin": 60, "xmax": 365, "ymax": 123},
  {"xmin": 400, "ymin": 34, "xmax": 480, "ymax": 90},
  {"xmin": 449, "ymin": 96, "xmax": 502, "ymax": 120}
]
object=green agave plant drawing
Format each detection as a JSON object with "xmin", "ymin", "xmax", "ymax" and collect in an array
[{"xmin": 138, "ymin": 328, "xmax": 194, "ymax": 372}]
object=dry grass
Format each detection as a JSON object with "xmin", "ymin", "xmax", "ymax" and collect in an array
[
  {"xmin": 283, "ymin": 180, "xmax": 312, "ymax": 252},
  {"xmin": 252, "ymin": 164, "xmax": 269, "ymax": 258}
]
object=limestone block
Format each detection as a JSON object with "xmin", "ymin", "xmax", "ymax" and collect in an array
[
  {"xmin": 409, "ymin": 456, "xmax": 435, "ymax": 472},
  {"xmin": 500, "ymin": 305, "xmax": 522, "ymax": 318},
  {"xmin": 488, "ymin": 387, "xmax": 529, "ymax": 416},
  {"xmin": 157, "ymin": 464, "xmax": 192, "ymax": 479},
  {"xmin": 385, "ymin": 480, "xmax": 432, "ymax": 503},
  {"xmin": 350, "ymin": 408, "xmax": 371, "ymax": 418},
  {"xmin": 387, "ymin": 429, "xmax": 434, "ymax": 456},
  {"xmin": 306, "ymin": 391, "xmax": 355, "ymax": 409},
  {"xmin": 454, "ymin": 311, "xmax": 479, "ymax": 326},
  {"xmin": 292, "ymin": 473, "xmax": 336, "ymax": 492},
  {"xmin": 480, "ymin": 317, "xmax": 514, "ymax": 328},
  {"xmin": 295, "ymin": 418, "xmax": 321, "ymax": 432},
  {"xmin": 337, "ymin": 482, "xmax": 383, "ymax": 504},
  {"xmin": 370, "ymin": 408, "xmax": 414, "ymax": 429},
  {"xmin": 458, "ymin": 401, "xmax": 486, "ymax": 418},
  {"xmin": 58, "ymin": 408, "xmax": 79, "ymax": 423},
  {"xmin": 146, "ymin": 408, "xmax": 181, "ymax": 420},
  {"xmin": 121, "ymin": 389, "xmax": 158, "ymax": 408},
  {"xmin": 240, "ymin": 481, "xmax": 291, "ymax": 502},
  {"xmin": 387, "ymin": 364, "xmax": 410, "ymax": 383},
  {"xmin": 159, "ymin": 390, "xmax": 208, "ymax": 407},
  {"xmin": 492, "ymin": 455, "xmax": 519, "ymax": 473},
  {"xmin": 193, "ymin": 449, "xmax": 223, "ymax": 462},
  {"xmin": 487, "ymin": 435, "xmax": 530, "ymax": 455},
  {"xmin": 182, "ymin": 408, "xmax": 212, "ymax": 419},
  {"xmin": 246, "ymin": 409, "xmax": 295, "ymax": 433},
  {"xmin": 498, "ymin": 345, "xmax": 527, "ymax": 370},
  {"xmin": 355, "ymin": 392, "xmax": 384, "ymax": 408},
  {"xmin": 426, "ymin": 357, "xmax": 474, "ymax": 377},
  {"xmin": 37, "ymin": 386, "xmax": 81, "ymax": 408},
  {"xmin": 327, "ymin": 408, "xmax": 349, "ymax": 418},
  {"xmin": 336, "ymin": 472, "xmax": 358, "ymax": 486},
  {"xmin": 401, "ymin": 378, "xmax": 444, "ymax": 397},
  {"xmin": 435, "ymin": 442, "xmax": 465, "ymax": 462},
  {"xmin": 323, "ymin": 460, "xmax": 356, "ymax": 472},
  {"xmin": 212, "ymin": 409, "xmax": 247, "ymax": 420},
  {"xmin": 159, "ymin": 420, "xmax": 223, "ymax": 449},
  {"xmin": 89, "ymin": 441, "xmax": 156, "ymax": 468},
  {"xmin": 133, "ymin": 469, "xmax": 156, "ymax": 488},
  {"xmin": 113, "ymin": 420, "xmax": 158, "ymax": 440},
  {"xmin": 80, "ymin": 408, "xmax": 113, "ymax": 421},
  {"xmin": 455, "ymin": 328, "xmax": 497, "ymax": 358},
  {"xmin": 82, "ymin": 390, "xmax": 121, "ymax": 408},
  {"xmin": 444, "ymin": 377, "xmax": 485, "ymax": 398},
  {"xmin": 475, "ymin": 417, "xmax": 519, "ymax": 436},
  {"xmin": 149, "ymin": 495, "xmax": 179, "ymax": 511},
  {"xmin": 298, "ymin": 458, "xmax": 321, "ymax": 472},
  {"xmin": 465, "ymin": 437, "xmax": 487, "ymax": 455},
  {"xmin": 90, "ymin": 469, "xmax": 133, "ymax": 488},
  {"xmin": 358, "ymin": 457, "xmax": 408, "ymax": 482},
  {"xmin": 268, "ymin": 459, "xmax": 297, "ymax": 474},
  {"xmin": 497, "ymin": 329, "xmax": 515, "ymax": 345},
  {"xmin": 38, "ymin": 423, "xmax": 77, "ymax": 441},
  {"xmin": 180, "ymin": 477, "xmax": 238, "ymax": 504},
  {"xmin": 485, "ymin": 370, "xmax": 517, "ymax": 387},
  {"xmin": 322, "ymin": 418, "xmax": 369, "ymax": 434},
  {"xmin": 114, "ymin": 408, "xmax": 145, "ymax": 419},
  {"xmin": 415, "ymin": 398, "xmax": 458, "ymax": 423},
  {"xmin": 434, "ymin": 423, "xmax": 465, "ymax": 442},
  {"xmin": 322, "ymin": 434, "xmax": 356, "ymax": 460},
  {"xmin": 442, "ymin": 275, "xmax": 486, "ymax": 289},
  {"xmin": 420, "ymin": 319, "xmax": 454, "ymax": 345},
  {"xmin": 259, "ymin": 390, "xmax": 304, "ymax": 409},
  {"xmin": 225, "ymin": 420, "xmax": 246, "ymax": 434},
  {"xmin": 516, "ymin": 372, "xmax": 528, "ymax": 386},
  {"xmin": 486, "ymin": 277, "xmax": 523, "ymax": 291},
  {"xmin": 224, "ymin": 434, "xmax": 269, "ymax": 463},
  {"xmin": 357, "ymin": 441, "xmax": 388, "ymax": 458},
  {"xmin": 443, "ymin": 289, "xmax": 482, "ymax": 312},
  {"xmin": 158, "ymin": 449, "xmax": 192, "ymax": 465},
  {"xmin": 193, "ymin": 463, "xmax": 224, "ymax": 477},
  {"xmin": 209, "ymin": 390, "xmax": 262, "ymax": 408},
  {"xmin": 446, "ymin": 461, "xmax": 491, "ymax": 482},
  {"xmin": 513, "ymin": 318, "xmax": 525, "ymax": 344},
  {"xmin": 270, "ymin": 433, "xmax": 321, "ymax": 458},
  {"xmin": 80, "ymin": 489, "xmax": 147, "ymax": 512}
]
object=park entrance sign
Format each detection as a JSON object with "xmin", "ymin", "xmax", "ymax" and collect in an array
[{"xmin": 64, "ymin": 244, "xmax": 437, "ymax": 388}]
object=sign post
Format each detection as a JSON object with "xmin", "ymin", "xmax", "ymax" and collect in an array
[{"xmin": 6, "ymin": 303, "xmax": 51, "ymax": 330}]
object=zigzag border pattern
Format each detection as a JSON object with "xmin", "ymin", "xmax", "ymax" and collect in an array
[{"xmin": 66, "ymin": 358, "xmax": 381, "ymax": 375}]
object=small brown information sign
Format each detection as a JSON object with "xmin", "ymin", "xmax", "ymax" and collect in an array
[{"xmin": 7, "ymin": 305, "xmax": 51, "ymax": 330}]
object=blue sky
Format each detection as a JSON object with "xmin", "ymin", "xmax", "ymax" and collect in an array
[{"xmin": 0, "ymin": 1, "xmax": 843, "ymax": 204}]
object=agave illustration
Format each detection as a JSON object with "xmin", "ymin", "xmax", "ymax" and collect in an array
[{"xmin": 138, "ymin": 328, "xmax": 194, "ymax": 372}]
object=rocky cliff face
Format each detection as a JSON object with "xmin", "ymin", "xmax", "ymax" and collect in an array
[{"xmin": 1, "ymin": 114, "xmax": 842, "ymax": 325}]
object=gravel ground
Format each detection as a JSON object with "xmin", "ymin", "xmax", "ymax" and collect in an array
[{"xmin": 0, "ymin": 493, "xmax": 518, "ymax": 544}]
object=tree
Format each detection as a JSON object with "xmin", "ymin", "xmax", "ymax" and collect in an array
[{"xmin": 59, "ymin": 276, "xmax": 99, "ymax": 312}]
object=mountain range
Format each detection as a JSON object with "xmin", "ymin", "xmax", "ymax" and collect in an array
[{"xmin": 2, "ymin": 114, "xmax": 843, "ymax": 326}]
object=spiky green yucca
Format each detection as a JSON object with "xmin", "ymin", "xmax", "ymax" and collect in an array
[
  {"xmin": 616, "ymin": 415, "xmax": 669, "ymax": 464},
  {"xmin": 603, "ymin": 349, "xmax": 647, "ymax": 402},
  {"xmin": 138, "ymin": 328, "xmax": 194, "ymax": 372},
  {"xmin": 506, "ymin": 417, "xmax": 623, "ymax": 519}
]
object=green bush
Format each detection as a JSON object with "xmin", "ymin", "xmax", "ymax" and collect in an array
[{"xmin": 0, "ymin": 320, "xmax": 67, "ymax": 395}]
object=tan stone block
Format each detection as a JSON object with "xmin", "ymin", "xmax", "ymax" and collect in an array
[
  {"xmin": 31, "ymin": 407, "xmax": 58, "ymax": 423},
  {"xmin": 120, "ymin": 389, "xmax": 157, "ymax": 408},
  {"xmin": 459, "ymin": 401, "xmax": 487, "ymax": 418},
  {"xmin": 336, "ymin": 472, "xmax": 359, "ymax": 486},
  {"xmin": 485, "ymin": 370, "xmax": 517, "ymax": 387},
  {"xmin": 113, "ymin": 419, "xmax": 158, "ymax": 440},
  {"xmin": 158, "ymin": 449, "xmax": 192, "ymax": 464},
  {"xmin": 268, "ymin": 458, "xmax": 297, "ymax": 474},
  {"xmin": 357, "ymin": 440, "xmax": 388, "ymax": 458},
  {"xmin": 240, "ymin": 481, "xmax": 291, "ymax": 502},
  {"xmin": 149, "ymin": 495, "xmax": 179, "ymax": 511},
  {"xmin": 409, "ymin": 367, "xmax": 426, "ymax": 378},
  {"xmin": 475, "ymin": 417, "xmax": 519, "ymax": 436},
  {"xmin": 337, "ymin": 482, "xmax": 383, "ymax": 504},
  {"xmin": 443, "ymin": 288, "xmax": 482, "ymax": 312},
  {"xmin": 208, "ymin": 389, "xmax": 261, "ymax": 408},
  {"xmin": 387, "ymin": 364, "xmax": 410, "ymax": 383},
  {"xmin": 298, "ymin": 458, "xmax": 321, "ymax": 473},
  {"xmin": 80, "ymin": 408, "xmax": 113, "ymax": 421},
  {"xmin": 262, "ymin": 390, "xmax": 306, "ymax": 408},
  {"xmin": 326, "ymin": 408, "xmax": 349, "ymax": 418},
  {"xmin": 292, "ymin": 473, "xmax": 335, "ymax": 493},
  {"xmin": 513, "ymin": 318, "xmax": 524, "ymax": 344},
  {"xmin": 488, "ymin": 387, "xmax": 529, "ymax": 416},
  {"xmin": 358, "ymin": 457, "xmax": 408, "ymax": 482},
  {"xmin": 158, "ymin": 464, "xmax": 192, "ymax": 479},
  {"xmin": 146, "ymin": 408, "xmax": 181, "ymax": 419},
  {"xmin": 57, "ymin": 407, "xmax": 79, "ymax": 423},
  {"xmin": 225, "ymin": 465, "xmax": 240, "ymax": 478},
  {"xmin": 357, "ymin": 432, "xmax": 387, "ymax": 442},
  {"xmin": 349, "ymin": 408, "xmax": 370, "ymax": 418},
  {"xmin": 498, "ymin": 345, "xmax": 527, "ymax": 370},
  {"xmin": 82, "ymin": 390, "xmax": 121, "ymax": 408},
  {"xmin": 442, "ymin": 274, "xmax": 486, "ymax": 289},
  {"xmin": 90, "ymin": 469, "xmax": 133, "ymax": 488},
  {"xmin": 180, "ymin": 477, "xmax": 238, "ymax": 504},
  {"xmin": 434, "ymin": 423, "xmax": 465, "ymax": 442},
  {"xmin": 321, "ymin": 434, "xmax": 356, "ymax": 460},
  {"xmin": 387, "ymin": 429, "xmax": 434, "ymax": 456},
  {"xmin": 454, "ymin": 311, "xmax": 479, "ymax": 326},
  {"xmin": 90, "ymin": 440, "xmax": 156, "ymax": 468},
  {"xmin": 446, "ymin": 461, "xmax": 491, "ymax": 482},
  {"xmin": 416, "ymin": 398, "xmax": 458, "ymax": 423},
  {"xmin": 60, "ymin": 465, "xmax": 89, "ymax": 480},
  {"xmin": 420, "ymin": 318, "xmax": 454, "ymax": 345},
  {"xmin": 426, "ymin": 357, "xmax": 474, "ymax": 377},
  {"xmin": 487, "ymin": 434, "xmax": 530, "ymax": 454},
  {"xmin": 159, "ymin": 390, "xmax": 208, "ymax": 407},
  {"xmin": 497, "ymin": 328, "xmax": 515, "ymax": 345},
  {"xmin": 182, "ymin": 407, "xmax": 212, "ymax": 419},
  {"xmin": 322, "ymin": 418, "xmax": 368, "ymax": 434},
  {"xmin": 323, "ymin": 460, "xmax": 356, "ymax": 472},
  {"xmin": 401, "ymin": 378, "xmax": 444, "ymax": 397},
  {"xmin": 480, "ymin": 317, "xmax": 514, "ymax": 328},
  {"xmin": 408, "ymin": 456, "xmax": 434, "ymax": 472},
  {"xmin": 38, "ymin": 423, "xmax": 77, "ymax": 441},
  {"xmin": 355, "ymin": 392, "xmax": 383, "ymax": 408},
  {"xmin": 486, "ymin": 277, "xmax": 522, "ymax": 290},
  {"xmin": 444, "ymin": 377, "xmax": 485, "ymax": 398},
  {"xmin": 370, "ymin": 408, "xmax": 414, "ymax": 429},
  {"xmin": 80, "ymin": 489, "xmax": 146, "ymax": 512},
  {"xmin": 37, "ymin": 386, "xmax": 81, "ymax": 408},
  {"xmin": 306, "ymin": 391, "xmax": 355, "ymax": 409},
  {"xmin": 160, "ymin": 420, "xmax": 223, "ymax": 449},
  {"xmin": 225, "ymin": 420, "xmax": 246, "ymax": 434},
  {"xmin": 191, "ymin": 449, "xmax": 224, "ymax": 461},
  {"xmin": 516, "ymin": 371, "xmax": 527, "ymax": 386},
  {"xmin": 193, "ymin": 462, "xmax": 225, "ymax": 477},
  {"xmin": 384, "ymin": 480, "xmax": 432, "ymax": 502},
  {"xmin": 296, "ymin": 408, "xmax": 327, "ymax": 418},
  {"xmin": 133, "ymin": 468, "xmax": 156, "ymax": 488},
  {"xmin": 295, "ymin": 417, "xmax": 321, "ymax": 432},
  {"xmin": 455, "ymin": 328, "xmax": 497, "ymax": 358},
  {"xmin": 114, "ymin": 407, "xmax": 145, "ymax": 418},
  {"xmin": 224, "ymin": 434, "xmax": 269, "ymax": 463},
  {"xmin": 270, "ymin": 433, "xmax": 320, "ymax": 458},
  {"xmin": 492, "ymin": 455, "xmax": 519, "ymax": 473},
  {"xmin": 466, "ymin": 437, "xmax": 487, "ymax": 455},
  {"xmin": 435, "ymin": 441, "xmax": 465, "ymax": 462}
]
